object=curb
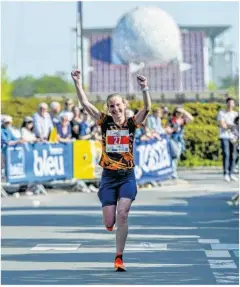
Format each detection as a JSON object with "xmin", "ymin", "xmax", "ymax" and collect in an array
[
  {"xmin": 158, "ymin": 179, "xmax": 189, "ymax": 186},
  {"xmin": 138, "ymin": 179, "xmax": 189, "ymax": 189},
  {"xmin": 178, "ymin": 167, "xmax": 222, "ymax": 171}
]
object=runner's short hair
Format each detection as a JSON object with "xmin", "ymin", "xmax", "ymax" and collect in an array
[{"xmin": 107, "ymin": 93, "xmax": 124, "ymax": 106}]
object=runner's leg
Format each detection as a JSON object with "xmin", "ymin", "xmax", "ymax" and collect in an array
[
  {"xmin": 116, "ymin": 198, "xmax": 132, "ymax": 254},
  {"xmin": 102, "ymin": 205, "xmax": 116, "ymax": 231}
]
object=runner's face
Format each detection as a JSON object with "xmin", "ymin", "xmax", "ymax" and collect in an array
[{"xmin": 107, "ymin": 96, "xmax": 126, "ymax": 119}]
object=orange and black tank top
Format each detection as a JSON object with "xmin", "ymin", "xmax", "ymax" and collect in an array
[{"xmin": 97, "ymin": 113, "xmax": 139, "ymax": 170}]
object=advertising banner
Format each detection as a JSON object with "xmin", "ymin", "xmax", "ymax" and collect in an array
[
  {"xmin": 73, "ymin": 140, "xmax": 102, "ymax": 180},
  {"xmin": 6, "ymin": 143, "xmax": 73, "ymax": 184},
  {"xmin": 134, "ymin": 135, "xmax": 173, "ymax": 184}
]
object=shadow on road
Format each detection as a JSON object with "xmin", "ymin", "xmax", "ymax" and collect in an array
[{"xmin": 1, "ymin": 192, "xmax": 239, "ymax": 285}]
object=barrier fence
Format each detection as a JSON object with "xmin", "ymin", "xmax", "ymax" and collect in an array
[{"xmin": 4, "ymin": 134, "xmax": 173, "ymax": 185}]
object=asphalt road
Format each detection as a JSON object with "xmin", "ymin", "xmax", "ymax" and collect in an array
[{"xmin": 1, "ymin": 169, "xmax": 239, "ymax": 285}]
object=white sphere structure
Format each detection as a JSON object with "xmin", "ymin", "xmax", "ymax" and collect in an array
[{"xmin": 112, "ymin": 6, "xmax": 182, "ymax": 65}]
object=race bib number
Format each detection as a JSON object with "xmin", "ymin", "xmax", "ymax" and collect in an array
[{"xmin": 106, "ymin": 130, "xmax": 129, "ymax": 153}]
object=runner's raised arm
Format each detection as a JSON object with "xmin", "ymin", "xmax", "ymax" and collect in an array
[
  {"xmin": 71, "ymin": 69, "xmax": 101, "ymax": 121},
  {"xmin": 134, "ymin": 74, "xmax": 151, "ymax": 125}
]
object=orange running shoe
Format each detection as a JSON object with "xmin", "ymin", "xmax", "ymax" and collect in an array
[
  {"xmin": 106, "ymin": 226, "xmax": 114, "ymax": 232},
  {"xmin": 114, "ymin": 254, "xmax": 126, "ymax": 272}
]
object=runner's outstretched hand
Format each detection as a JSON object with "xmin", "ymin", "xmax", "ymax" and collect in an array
[
  {"xmin": 71, "ymin": 70, "xmax": 82, "ymax": 85},
  {"xmin": 137, "ymin": 74, "xmax": 148, "ymax": 89}
]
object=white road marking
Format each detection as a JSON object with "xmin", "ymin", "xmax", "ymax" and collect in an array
[
  {"xmin": 0, "ymin": 261, "xmax": 196, "ymax": 271},
  {"xmin": 1, "ymin": 210, "xmax": 187, "ymax": 216},
  {"xmin": 31, "ymin": 244, "xmax": 81, "ymax": 251},
  {"xmin": 205, "ymin": 250, "xmax": 231, "ymax": 258},
  {"xmin": 208, "ymin": 260, "xmax": 237, "ymax": 269},
  {"xmin": 211, "ymin": 244, "xmax": 239, "ymax": 250},
  {"xmin": 198, "ymin": 239, "xmax": 220, "ymax": 244}
]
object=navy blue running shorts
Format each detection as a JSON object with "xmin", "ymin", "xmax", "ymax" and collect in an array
[{"xmin": 98, "ymin": 168, "xmax": 138, "ymax": 207}]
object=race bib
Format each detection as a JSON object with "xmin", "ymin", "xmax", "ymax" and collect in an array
[{"xmin": 106, "ymin": 130, "xmax": 130, "ymax": 153}]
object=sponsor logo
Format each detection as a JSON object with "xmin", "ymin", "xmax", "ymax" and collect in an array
[
  {"xmin": 7, "ymin": 147, "xmax": 25, "ymax": 179},
  {"xmin": 134, "ymin": 139, "xmax": 172, "ymax": 179},
  {"xmin": 33, "ymin": 149, "xmax": 64, "ymax": 177}
]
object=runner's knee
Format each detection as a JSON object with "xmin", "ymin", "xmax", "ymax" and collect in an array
[{"xmin": 117, "ymin": 209, "xmax": 129, "ymax": 226}]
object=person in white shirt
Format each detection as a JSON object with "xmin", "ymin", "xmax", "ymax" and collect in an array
[
  {"xmin": 217, "ymin": 97, "xmax": 238, "ymax": 182},
  {"xmin": 21, "ymin": 116, "xmax": 39, "ymax": 143},
  {"xmin": 49, "ymin": 101, "xmax": 61, "ymax": 126},
  {"xmin": 59, "ymin": 99, "xmax": 74, "ymax": 121},
  {"xmin": 33, "ymin": 102, "xmax": 53, "ymax": 140}
]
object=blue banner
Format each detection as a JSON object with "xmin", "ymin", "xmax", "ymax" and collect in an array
[
  {"xmin": 4, "ymin": 137, "xmax": 173, "ymax": 185},
  {"xmin": 134, "ymin": 134, "xmax": 173, "ymax": 184},
  {"xmin": 6, "ymin": 143, "xmax": 73, "ymax": 184}
]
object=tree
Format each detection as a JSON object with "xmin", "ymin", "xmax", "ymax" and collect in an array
[
  {"xmin": 11, "ymin": 73, "xmax": 76, "ymax": 97},
  {"xmin": 1, "ymin": 66, "xmax": 13, "ymax": 100},
  {"xmin": 220, "ymin": 75, "xmax": 239, "ymax": 98},
  {"xmin": 220, "ymin": 76, "xmax": 235, "ymax": 89},
  {"xmin": 12, "ymin": 76, "xmax": 36, "ymax": 97},
  {"xmin": 34, "ymin": 74, "xmax": 75, "ymax": 94},
  {"xmin": 207, "ymin": 81, "xmax": 217, "ymax": 91}
]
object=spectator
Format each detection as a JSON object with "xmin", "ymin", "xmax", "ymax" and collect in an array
[
  {"xmin": 1, "ymin": 114, "xmax": 8, "ymax": 123},
  {"xmin": 136, "ymin": 125, "xmax": 154, "ymax": 142},
  {"xmin": 84, "ymin": 108, "xmax": 96, "ymax": 129},
  {"xmin": 33, "ymin": 103, "xmax": 53, "ymax": 141},
  {"xmin": 234, "ymin": 115, "xmax": 239, "ymax": 174},
  {"xmin": 167, "ymin": 107, "xmax": 194, "ymax": 179},
  {"xmin": 217, "ymin": 97, "xmax": 238, "ymax": 182},
  {"xmin": 125, "ymin": 109, "xmax": 135, "ymax": 119},
  {"xmin": 10, "ymin": 127, "xmax": 21, "ymax": 139},
  {"xmin": 59, "ymin": 99, "xmax": 74, "ymax": 121},
  {"xmin": 21, "ymin": 116, "xmax": 39, "ymax": 143},
  {"xmin": 1, "ymin": 116, "xmax": 24, "ymax": 176},
  {"xmin": 161, "ymin": 106, "xmax": 169, "ymax": 119},
  {"xmin": 50, "ymin": 101, "xmax": 61, "ymax": 126},
  {"xmin": 147, "ymin": 108, "xmax": 165, "ymax": 134},
  {"xmin": 232, "ymin": 115, "xmax": 239, "ymax": 143},
  {"xmin": 160, "ymin": 106, "xmax": 170, "ymax": 124},
  {"xmin": 79, "ymin": 111, "xmax": 92, "ymax": 140},
  {"xmin": 135, "ymin": 115, "xmax": 159, "ymax": 142},
  {"xmin": 71, "ymin": 106, "xmax": 82, "ymax": 139},
  {"xmin": 231, "ymin": 115, "xmax": 239, "ymax": 204},
  {"xmin": 1, "ymin": 116, "xmax": 24, "ymax": 149},
  {"xmin": 56, "ymin": 115, "xmax": 72, "ymax": 143},
  {"xmin": 91, "ymin": 125, "xmax": 102, "ymax": 141},
  {"xmin": 1, "ymin": 115, "xmax": 21, "ymax": 139}
]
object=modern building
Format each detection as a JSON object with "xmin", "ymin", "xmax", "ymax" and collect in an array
[{"xmin": 82, "ymin": 25, "xmax": 231, "ymax": 93}]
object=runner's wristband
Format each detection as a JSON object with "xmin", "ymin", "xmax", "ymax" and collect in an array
[{"xmin": 141, "ymin": 87, "xmax": 149, "ymax": 92}]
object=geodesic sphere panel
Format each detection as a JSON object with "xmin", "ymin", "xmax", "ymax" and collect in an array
[{"xmin": 112, "ymin": 6, "xmax": 182, "ymax": 65}]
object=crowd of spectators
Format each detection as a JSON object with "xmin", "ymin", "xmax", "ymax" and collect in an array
[
  {"xmin": 1, "ymin": 98, "xmax": 196, "ymax": 180},
  {"xmin": 1, "ymin": 99, "xmax": 103, "ymax": 147},
  {"xmin": 2, "ymin": 97, "xmax": 239, "ymax": 182}
]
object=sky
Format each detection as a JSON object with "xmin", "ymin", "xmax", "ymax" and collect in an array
[{"xmin": 1, "ymin": 0, "xmax": 239, "ymax": 82}]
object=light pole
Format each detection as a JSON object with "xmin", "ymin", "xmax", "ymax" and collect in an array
[
  {"xmin": 77, "ymin": 1, "xmax": 84, "ymax": 86},
  {"xmin": 71, "ymin": 27, "xmax": 78, "ymax": 69}
]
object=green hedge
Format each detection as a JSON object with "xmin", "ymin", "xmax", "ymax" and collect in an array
[{"xmin": 2, "ymin": 98, "xmax": 237, "ymax": 167}]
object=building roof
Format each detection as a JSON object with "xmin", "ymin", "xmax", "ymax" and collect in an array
[{"xmin": 83, "ymin": 25, "xmax": 231, "ymax": 39}]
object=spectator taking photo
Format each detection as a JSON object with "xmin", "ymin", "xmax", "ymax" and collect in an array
[{"xmin": 167, "ymin": 107, "xmax": 194, "ymax": 179}]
